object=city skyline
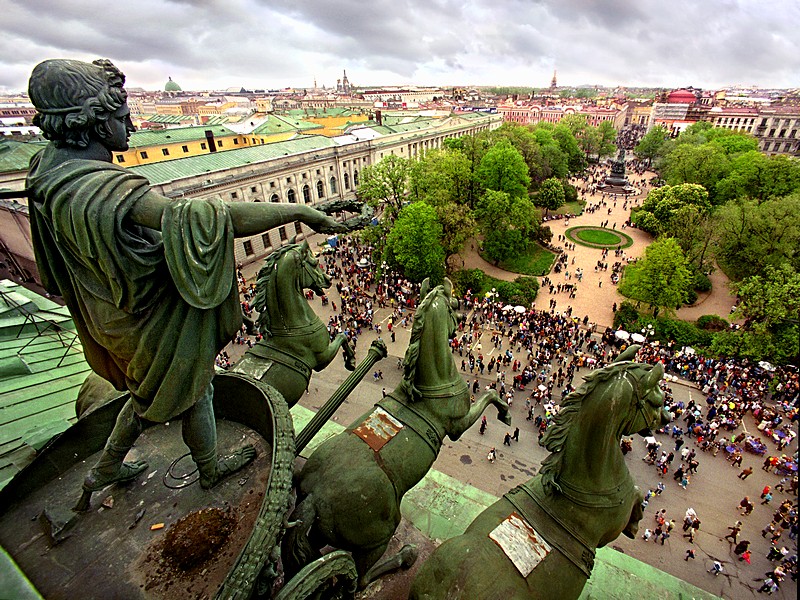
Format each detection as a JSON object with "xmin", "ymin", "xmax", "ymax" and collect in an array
[{"xmin": 1, "ymin": 0, "xmax": 799, "ymax": 94}]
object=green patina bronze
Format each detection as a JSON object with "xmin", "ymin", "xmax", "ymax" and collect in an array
[
  {"xmin": 282, "ymin": 278, "xmax": 512, "ymax": 589},
  {"xmin": 24, "ymin": 58, "xmax": 352, "ymax": 510},
  {"xmin": 231, "ymin": 240, "xmax": 356, "ymax": 407},
  {"xmin": 410, "ymin": 345, "xmax": 669, "ymax": 600}
]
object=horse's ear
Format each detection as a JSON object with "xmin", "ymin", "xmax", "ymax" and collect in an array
[
  {"xmin": 615, "ymin": 344, "xmax": 641, "ymax": 363},
  {"xmin": 443, "ymin": 277, "xmax": 453, "ymax": 297},
  {"xmin": 420, "ymin": 278, "xmax": 431, "ymax": 299},
  {"xmin": 644, "ymin": 362, "xmax": 664, "ymax": 389},
  {"xmin": 301, "ymin": 239, "xmax": 310, "ymax": 251},
  {"xmin": 289, "ymin": 235, "xmax": 297, "ymax": 245}
]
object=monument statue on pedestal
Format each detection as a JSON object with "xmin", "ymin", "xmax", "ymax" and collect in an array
[
  {"xmin": 25, "ymin": 59, "xmax": 351, "ymax": 510},
  {"xmin": 598, "ymin": 148, "xmax": 634, "ymax": 194}
]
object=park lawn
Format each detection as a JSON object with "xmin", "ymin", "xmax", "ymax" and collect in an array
[
  {"xmin": 496, "ymin": 244, "xmax": 555, "ymax": 276},
  {"xmin": 577, "ymin": 229, "xmax": 622, "ymax": 245}
]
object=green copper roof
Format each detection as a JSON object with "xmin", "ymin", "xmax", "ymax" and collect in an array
[
  {"xmin": 0, "ymin": 139, "xmax": 46, "ymax": 174},
  {"xmin": 0, "ymin": 280, "xmax": 89, "ymax": 490},
  {"xmin": 128, "ymin": 125, "xmax": 238, "ymax": 148},
  {"xmin": 252, "ymin": 114, "xmax": 322, "ymax": 135},
  {"xmin": 285, "ymin": 108, "xmax": 359, "ymax": 118},
  {"xmin": 130, "ymin": 135, "xmax": 337, "ymax": 185}
]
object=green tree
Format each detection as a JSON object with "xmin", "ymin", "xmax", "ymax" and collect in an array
[
  {"xmin": 635, "ymin": 183, "xmax": 711, "ymax": 236},
  {"xmin": 357, "ymin": 154, "xmax": 410, "ymax": 217},
  {"xmin": 712, "ymin": 264, "xmax": 800, "ymax": 364},
  {"xmin": 476, "ymin": 139, "xmax": 531, "ymax": 199},
  {"xmin": 661, "ymin": 143, "xmax": 731, "ymax": 203},
  {"xmin": 432, "ymin": 201, "xmax": 476, "ymax": 270},
  {"xmin": 715, "ymin": 151, "xmax": 800, "ymax": 204},
  {"xmin": 597, "ymin": 120, "xmax": 617, "ymax": 158},
  {"xmin": 474, "ymin": 189, "xmax": 539, "ymax": 264},
  {"xmin": 634, "ymin": 125, "xmax": 670, "ymax": 165},
  {"xmin": 619, "ymin": 238, "xmax": 692, "ymax": 317},
  {"xmin": 552, "ymin": 123, "xmax": 587, "ymax": 173},
  {"xmin": 383, "ymin": 202, "xmax": 445, "ymax": 284},
  {"xmin": 408, "ymin": 148, "xmax": 472, "ymax": 206},
  {"xmin": 715, "ymin": 194, "xmax": 800, "ymax": 280},
  {"xmin": 536, "ymin": 177, "xmax": 566, "ymax": 216}
]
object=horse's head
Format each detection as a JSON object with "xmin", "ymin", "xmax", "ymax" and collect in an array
[
  {"xmin": 294, "ymin": 240, "xmax": 331, "ymax": 296},
  {"xmin": 610, "ymin": 346, "xmax": 670, "ymax": 437},
  {"xmin": 401, "ymin": 278, "xmax": 465, "ymax": 402},
  {"xmin": 253, "ymin": 240, "xmax": 329, "ymax": 336}
]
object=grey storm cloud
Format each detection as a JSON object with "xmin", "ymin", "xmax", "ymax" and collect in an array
[{"xmin": 0, "ymin": 0, "xmax": 797, "ymax": 92}]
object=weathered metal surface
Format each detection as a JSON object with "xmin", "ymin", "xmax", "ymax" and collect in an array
[
  {"xmin": 489, "ymin": 512, "xmax": 551, "ymax": 578},
  {"xmin": 352, "ymin": 407, "xmax": 404, "ymax": 452}
]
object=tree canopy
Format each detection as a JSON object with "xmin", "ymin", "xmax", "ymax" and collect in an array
[
  {"xmin": 712, "ymin": 263, "xmax": 800, "ymax": 364},
  {"xmin": 619, "ymin": 237, "xmax": 692, "ymax": 317},
  {"xmin": 383, "ymin": 201, "xmax": 445, "ymax": 284},
  {"xmin": 357, "ymin": 154, "xmax": 410, "ymax": 217},
  {"xmin": 476, "ymin": 139, "xmax": 531, "ymax": 199}
]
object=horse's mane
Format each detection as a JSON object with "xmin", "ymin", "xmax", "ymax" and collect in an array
[
  {"xmin": 253, "ymin": 243, "xmax": 302, "ymax": 337},
  {"xmin": 538, "ymin": 361, "xmax": 651, "ymax": 494},
  {"xmin": 400, "ymin": 285, "xmax": 446, "ymax": 401}
]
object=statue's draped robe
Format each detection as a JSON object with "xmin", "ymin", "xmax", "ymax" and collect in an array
[{"xmin": 27, "ymin": 151, "xmax": 242, "ymax": 422}]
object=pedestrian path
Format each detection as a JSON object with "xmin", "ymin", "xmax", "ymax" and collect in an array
[{"xmin": 462, "ymin": 169, "xmax": 739, "ymax": 329}]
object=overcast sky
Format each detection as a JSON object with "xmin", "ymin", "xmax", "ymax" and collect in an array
[{"xmin": 2, "ymin": 0, "xmax": 798, "ymax": 94}]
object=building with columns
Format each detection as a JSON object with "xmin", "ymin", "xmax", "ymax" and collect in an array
[{"xmin": 0, "ymin": 112, "xmax": 500, "ymax": 287}]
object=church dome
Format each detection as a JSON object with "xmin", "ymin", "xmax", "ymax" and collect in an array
[
  {"xmin": 164, "ymin": 77, "xmax": 182, "ymax": 92},
  {"xmin": 666, "ymin": 89, "xmax": 696, "ymax": 104}
]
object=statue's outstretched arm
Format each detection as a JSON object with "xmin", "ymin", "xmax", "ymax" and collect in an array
[{"xmin": 128, "ymin": 191, "xmax": 348, "ymax": 236}]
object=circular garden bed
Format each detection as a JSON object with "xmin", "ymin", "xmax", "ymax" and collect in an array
[{"xmin": 565, "ymin": 226, "xmax": 634, "ymax": 249}]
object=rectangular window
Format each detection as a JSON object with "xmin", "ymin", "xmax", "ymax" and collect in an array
[
  {"xmin": 115, "ymin": 155, "xmax": 125, "ymax": 163},
  {"xmin": 233, "ymin": 139, "xmax": 239, "ymax": 145},
  {"xmin": 763, "ymin": 142, "xmax": 771, "ymax": 151},
  {"xmin": 182, "ymin": 145, "xmax": 189, "ymax": 152},
  {"xmin": 286, "ymin": 177, "xmax": 291, "ymax": 183},
  {"xmin": 279, "ymin": 226, "xmax": 287, "ymax": 241},
  {"xmin": 217, "ymin": 140, "xmax": 223, "ymax": 147},
  {"xmin": 302, "ymin": 173, "xmax": 307, "ymax": 179},
  {"xmin": 294, "ymin": 222, "xmax": 303, "ymax": 235},
  {"xmin": 243, "ymin": 240, "xmax": 254, "ymax": 256},
  {"xmin": 140, "ymin": 151, "xmax": 148, "ymax": 159},
  {"xmin": 251, "ymin": 186, "xmax": 257, "ymax": 193},
  {"xmin": 200, "ymin": 142, "xmax": 207, "ymax": 150},
  {"xmin": 316, "ymin": 169, "xmax": 321, "ymax": 175},
  {"xmin": 231, "ymin": 192, "xmax": 238, "ymax": 199},
  {"xmin": 270, "ymin": 181, "xmax": 275, "ymax": 188},
  {"xmin": 162, "ymin": 148, "xmax": 170, "ymax": 156},
  {"xmin": 252, "ymin": 138, "xmax": 257, "ymax": 144},
  {"xmin": 261, "ymin": 233, "xmax": 272, "ymax": 250}
]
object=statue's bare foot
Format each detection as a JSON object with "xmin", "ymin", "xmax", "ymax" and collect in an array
[
  {"xmin": 83, "ymin": 459, "xmax": 149, "ymax": 492},
  {"xmin": 200, "ymin": 445, "xmax": 256, "ymax": 489}
]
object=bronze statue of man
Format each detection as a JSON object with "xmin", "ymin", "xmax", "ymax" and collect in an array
[{"xmin": 26, "ymin": 58, "xmax": 347, "ymax": 503}]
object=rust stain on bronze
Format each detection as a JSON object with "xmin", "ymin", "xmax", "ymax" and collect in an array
[{"xmin": 352, "ymin": 407, "xmax": 404, "ymax": 452}]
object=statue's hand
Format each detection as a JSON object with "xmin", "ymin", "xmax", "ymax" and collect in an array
[{"xmin": 308, "ymin": 211, "xmax": 349, "ymax": 234}]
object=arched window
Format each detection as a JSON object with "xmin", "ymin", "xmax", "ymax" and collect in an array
[
  {"xmin": 344, "ymin": 172, "xmax": 350, "ymax": 190},
  {"xmin": 317, "ymin": 180, "xmax": 325, "ymax": 198},
  {"xmin": 287, "ymin": 189, "xmax": 296, "ymax": 203},
  {"xmin": 270, "ymin": 194, "xmax": 280, "ymax": 203},
  {"xmin": 353, "ymin": 170, "xmax": 359, "ymax": 186},
  {"xmin": 302, "ymin": 184, "xmax": 311, "ymax": 203},
  {"xmin": 330, "ymin": 176, "xmax": 337, "ymax": 194}
]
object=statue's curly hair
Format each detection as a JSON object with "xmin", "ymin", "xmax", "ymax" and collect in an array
[{"xmin": 28, "ymin": 58, "xmax": 127, "ymax": 148}]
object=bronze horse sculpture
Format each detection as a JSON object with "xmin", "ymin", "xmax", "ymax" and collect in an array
[
  {"xmin": 282, "ymin": 278, "xmax": 512, "ymax": 588},
  {"xmin": 410, "ymin": 345, "xmax": 670, "ymax": 600},
  {"xmin": 231, "ymin": 240, "xmax": 355, "ymax": 407}
]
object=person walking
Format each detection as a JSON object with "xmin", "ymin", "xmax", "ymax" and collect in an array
[
  {"xmin": 487, "ymin": 447, "xmax": 497, "ymax": 463},
  {"xmin": 512, "ymin": 427, "xmax": 520, "ymax": 442},
  {"xmin": 707, "ymin": 561, "xmax": 723, "ymax": 576},
  {"xmin": 738, "ymin": 466, "xmax": 754, "ymax": 480},
  {"xmin": 725, "ymin": 521, "xmax": 742, "ymax": 543}
]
